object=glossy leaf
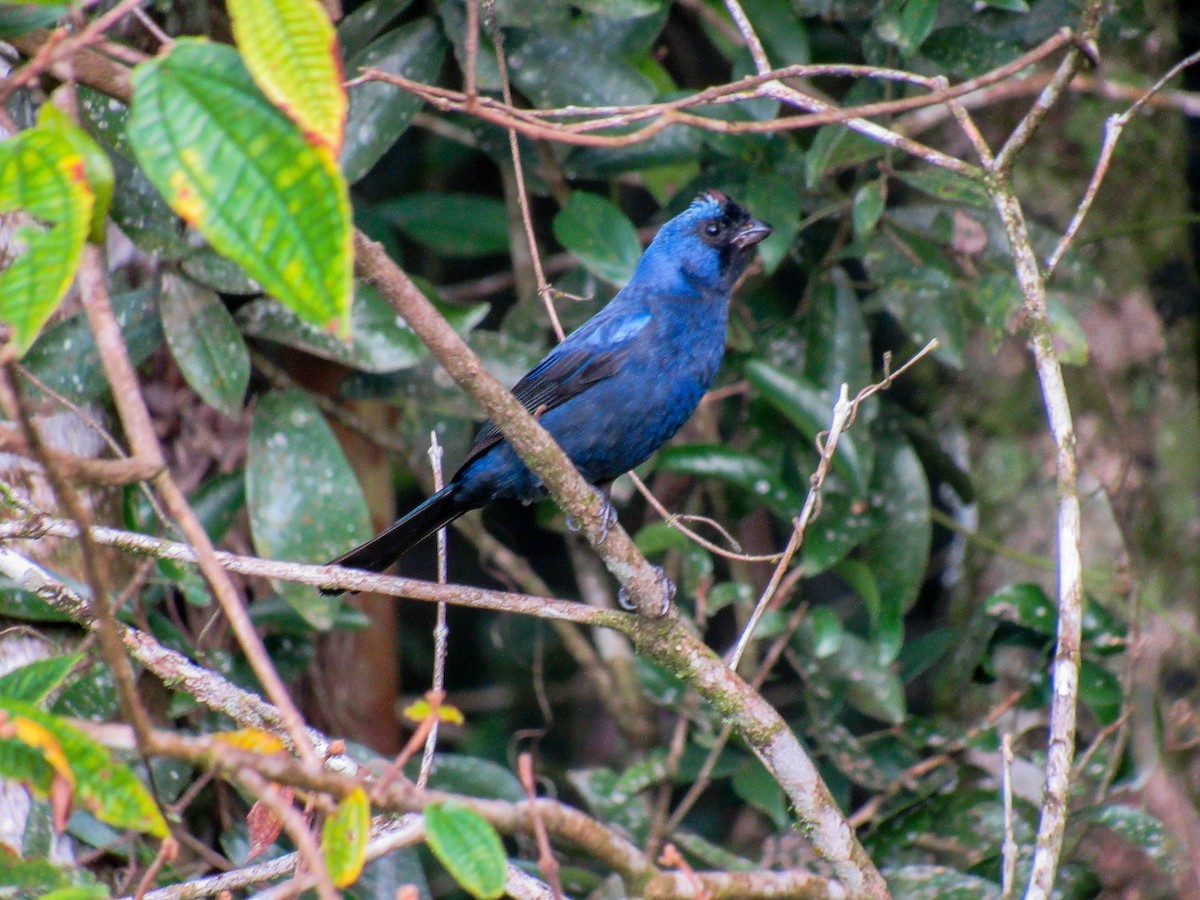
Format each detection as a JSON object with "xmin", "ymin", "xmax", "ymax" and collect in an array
[
  {"xmin": 237, "ymin": 282, "xmax": 487, "ymax": 373},
  {"xmin": 853, "ymin": 178, "xmax": 886, "ymax": 239},
  {"xmin": 875, "ymin": 0, "xmax": 939, "ymax": 53},
  {"xmin": 322, "ymin": 787, "xmax": 371, "ymax": 887},
  {"xmin": 227, "ymin": 0, "xmax": 346, "ymax": 152},
  {"xmin": 884, "ymin": 865, "xmax": 1001, "ymax": 900},
  {"xmin": 742, "ymin": 170, "xmax": 801, "ymax": 274},
  {"xmin": 0, "ymin": 122, "xmax": 93, "ymax": 355},
  {"xmin": 337, "ymin": 0, "xmax": 413, "ymax": 58},
  {"xmin": 811, "ymin": 630, "xmax": 906, "ymax": 723},
  {"xmin": 552, "ymin": 192, "xmax": 643, "ymax": 287},
  {"xmin": 655, "ymin": 444, "xmax": 800, "ymax": 516},
  {"xmin": 129, "ymin": 39, "xmax": 353, "ymax": 334},
  {"xmin": 0, "ymin": 654, "xmax": 84, "ymax": 704},
  {"xmin": 800, "ymin": 485, "xmax": 879, "ymax": 574},
  {"xmin": 745, "ymin": 359, "xmax": 869, "ymax": 493},
  {"xmin": 1079, "ymin": 658, "xmax": 1122, "ymax": 725},
  {"xmin": 424, "ymin": 801, "xmax": 506, "ymax": 900},
  {"xmin": 246, "ymin": 389, "xmax": 372, "ymax": 628},
  {"xmin": 984, "ymin": 583, "xmax": 1056, "ymax": 636},
  {"xmin": 731, "ymin": 759, "xmax": 788, "ymax": 829},
  {"xmin": 0, "ymin": 697, "xmax": 167, "ymax": 838},
  {"xmin": 804, "ymin": 272, "xmax": 872, "ymax": 406},
  {"xmin": 374, "ymin": 193, "xmax": 510, "ymax": 258},
  {"xmin": 1081, "ymin": 805, "xmax": 1169, "ymax": 864},
  {"xmin": 861, "ymin": 436, "xmax": 931, "ymax": 632},
  {"xmin": 415, "ymin": 754, "xmax": 525, "ymax": 803},
  {"xmin": 160, "ymin": 273, "xmax": 249, "ymax": 418},
  {"xmin": 22, "ymin": 288, "xmax": 163, "ymax": 404},
  {"xmin": 341, "ymin": 18, "xmax": 447, "ymax": 183}
]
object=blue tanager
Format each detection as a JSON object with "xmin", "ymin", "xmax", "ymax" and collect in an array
[{"xmin": 327, "ymin": 191, "xmax": 771, "ymax": 596}]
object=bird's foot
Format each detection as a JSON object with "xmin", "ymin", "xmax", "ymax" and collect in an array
[
  {"xmin": 566, "ymin": 489, "xmax": 618, "ymax": 542},
  {"xmin": 618, "ymin": 565, "xmax": 676, "ymax": 616}
]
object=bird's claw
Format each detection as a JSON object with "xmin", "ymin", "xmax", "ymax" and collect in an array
[
  {"xmin": 566, "ymin": 490, "xmax": 618, "ymax": 543},
  {"xmin": 618, "ymin": 564, "xmax": 675, "ymax": 616}
]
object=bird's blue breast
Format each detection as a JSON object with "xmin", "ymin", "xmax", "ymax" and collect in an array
[{"xmin": 456, "ymin": 292, "xmax": 728, "ymax": 506}]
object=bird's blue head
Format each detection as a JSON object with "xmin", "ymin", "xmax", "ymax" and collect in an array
[{"xmin": 639, "ymin": 191, "xmax": 773, "ymax": 295}]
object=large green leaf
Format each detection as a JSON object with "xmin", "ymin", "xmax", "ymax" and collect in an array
[
  {"xmin": 160, "ymin": 274, "xmax": 249, "ymax": 418},
  {"xmin": 552, "ymin": 192, "xmax": 643, "ymax": 287},
  {"xmin": 227, "ymin": 0, "xmax": 346, "ymax": 152},
  {"xmin": 0, "ymin": 697, "xmax": 167, "ymax": 838},
  {"xmin": 246, "ymin": 389, "xmax": 372, "ymax": 628},
  {"xmin": 424, "ymin": 802, "xmax": 506, "ymax": 900},
  {"xmin": 654, "ymin": 444, "xmax": 800, "ymax": 516},
  {"xmin": 861, "ymin": 435, "xmax": 931, "ymax": 647},
  {"xmin": 374, "ymin": 193, "xmax": 510, "ymax": 258},
  {"xmin": 128, "ymin": 39, "xmax": 352, "ymax": 334},
  {"xmin": 341, "ymin": 18, "xmax": 447, "ymax": 183},
  {"xmin": 884, "ymin": 866, "xmax": 1001, "ymax": 900},
  {"xmin": 238, "ymin": 282, "xmax": 487, "ymax": 373},
  {"xmin": 0, "ymin": 122, "xmax": 93, "ymax": 355}
]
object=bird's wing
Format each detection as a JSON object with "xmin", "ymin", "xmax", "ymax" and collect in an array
[{"xmin": 458, "ymin": 309, "xmax": 651, "ymax": 471}]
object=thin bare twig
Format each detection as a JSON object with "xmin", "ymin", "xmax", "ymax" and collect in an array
[
  {"xmin": 1001, "ymin": 734, "xmax": 1018, "ymax": 900},
  {"xmin": 1044, "ymin": 49, "xmax": 1200, "ymax": 278},
  {"xmin": 518, "ymin": 752, "xmax": 565, "ymax": 900},
  {"xmin": 418, "ymin": 432, "xmax": 449, "ymax": 788}
]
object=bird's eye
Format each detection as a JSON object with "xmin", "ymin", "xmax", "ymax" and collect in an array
[{"xmin": 704, "ymin": 222, "xmax": 721, "ymax": 236}]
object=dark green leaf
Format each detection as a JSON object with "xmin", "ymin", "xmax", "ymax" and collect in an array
[
  {"xmin": 341, "ymin": 18, "xmax": 448, "ymax": 183},
  {"xmin": 813, "ymin": 630, "xmax": 906, "ymax": 723},
  {"xmin": 414, "ymin": 754, "xmax": 524, "ymax": 803},
  {"xmin": 337, "ymin": 0, "xmax": 413, "ymax": 59},
  {"xmin": 731, "ymin": 758, "xmax": 789, "ymax": 829},
  {"xmin": 884, "ymin": 865, "xmax": 1001, "ymax": 900},
  {"xmin": 920, "ymin": 25, "xmax": 1022, "ymax": 79},
  {"xmin": 238, "ymin": 282, "xmax": 487, "ymax": 373},
  {"xmin": 655, "ymin": 444, "xmax": 800, "ymax": 515},
  {"xmin": 1081, "ymin": 805, "xmax": 1170, "ymax": 864},
  {"xmin": 23, "ymin": 288, "xmax": 163, "ymax": 404},
  {"xmin": 375, "ymin": 193, "xmax": 510, "ymax": 257},
  {"xmin": 745, "ymin": 359, "xmax": 869, "ymax": 493},
  {"xmin": 0, "ymin": 654, "xmax": 83, "ymax": 704},
  {"xmin": 552, "ymin": 192, "xmax": 643, "ymax": 287},
  {"xmin": 876, "ymin": 0, "xmax": 939, "ymax": 53},
  {"xmin": 895, "ymin": 169, "xmax": 990, "ymax": 208},
  {"xmin": 1079, "ymin": 658, "xmax": 1122, "ymax": 725},
  {"xmin": 188, "ymin": 471, "xmax": 247, "ymax": 544},
  {"xmin": 853, "ymin": 179, "xmax": 886, "ymax": 239},
  {"xmin": 985, "ymin": 583, "xmax": 1056, "ymax": 636},
  {"xmin": 0, "ymin": 7, "xmax": 66, "ymax": 40},
  {"xmin": 246, "ymin": 389, "xmax": 372, "ymax": 628},
  {"xmin": 160, "ymin": 274, "xmax": 249, "ymax": 418},
  {"xmin": 861, "ymin": 435, "xmax": 931, "ymax": 634},
  {"xmin": 424, "ymin": 802, "xmax": 507, "ymax": 899}
]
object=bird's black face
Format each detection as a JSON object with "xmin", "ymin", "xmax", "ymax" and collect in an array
[{"xmin": 690, "ymin": 190, "xmax": 773, "ymax": 282}]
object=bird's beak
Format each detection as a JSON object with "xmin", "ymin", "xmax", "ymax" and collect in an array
[{"xmin": 731, "ymin": 218, "xmax": 773, "ymax": 250}]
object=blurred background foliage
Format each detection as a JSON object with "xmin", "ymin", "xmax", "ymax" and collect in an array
[{"xmin": 2, "ymin": 0, "xmax": 1199, "ymax": 896}]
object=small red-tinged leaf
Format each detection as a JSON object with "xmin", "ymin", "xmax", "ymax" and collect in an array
[
  {"xmin": 128, "ymin": 39, "xmax": 353, "ymax": 335},
  {"xmin": 0, "ymin": 123, "xmax": 93, "ymax": 354},
  {"xmin": 228, "ymin": 0, "xmax": 346, "ymax": 153},
  {"xmin": 322, "ymin": 787, "xmax": 371, "ymax": 888},
  {"xmin": 246, "ymin": 786, "xmax": 293, "ymax": 861}
]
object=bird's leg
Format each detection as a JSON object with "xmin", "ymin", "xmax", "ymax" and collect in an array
[
  {"xmin": 565, "ymin": 481, "xmax": 617, "ymax": 542},
  {"xmin": 618, "ymin": 564, "xmax": 676, "ymax": 615}
]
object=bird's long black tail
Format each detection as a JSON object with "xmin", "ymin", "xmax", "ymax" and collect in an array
[{"xmin": 323, "ymin": 484, "xmax": 470, "ymax": 594}]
